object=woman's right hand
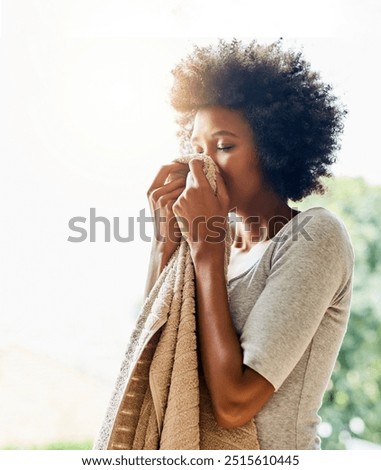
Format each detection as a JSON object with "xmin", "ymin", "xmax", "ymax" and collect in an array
[{"xmin": 147, "ymin": 162, "xmax": 189, "ymax": 258}]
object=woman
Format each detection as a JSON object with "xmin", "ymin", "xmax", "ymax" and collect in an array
[{"xmin": 145, "ymin": 38, "xmax": 355, "ymax": 450}]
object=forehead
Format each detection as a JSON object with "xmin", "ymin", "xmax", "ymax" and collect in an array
[{"xmin": 191, "ymin": 106, "xmax": 250, "ymax": 138}]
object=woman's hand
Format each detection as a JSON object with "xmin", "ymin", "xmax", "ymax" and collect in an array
[
  {"xmin": 172, "ymin": 158, "xmax": 230, "ymax": 259},
  {"xmin": 147, "ymin": 162, "xmax": 189, "ymax": 258}
]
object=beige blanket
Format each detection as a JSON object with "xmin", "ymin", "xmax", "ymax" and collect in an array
[{"xmin": 92, "ymin": 154, "xmax": 260, "ymax": 450}]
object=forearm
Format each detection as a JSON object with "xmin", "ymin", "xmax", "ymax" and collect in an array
[
  {"xmin": 191, "ymin": 245, "xmax": 274, "ymax": 427},
  {"xmin": 143, "ymin": 242, "xmax": 174, "ymax": 299},
  {"xmin": 192, "ymin": 247, "xmax": 248, "ymax": 418}
]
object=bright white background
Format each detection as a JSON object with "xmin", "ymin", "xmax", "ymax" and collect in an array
[{"xmin": 0, "ymin": 0, "xmax": 380, "ymax": 446}]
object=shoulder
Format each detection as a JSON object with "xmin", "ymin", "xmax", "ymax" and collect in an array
[
  {"xmin": 271, "ymin": 206, "xmax": 355, "ymax": 276},
  {"xmin": 278, "ymin": 206, "xmax": 354, "ymax": 254},
  {"xmin": 301, "ymin": 206, "xmax": 351, "ymax": 237}
]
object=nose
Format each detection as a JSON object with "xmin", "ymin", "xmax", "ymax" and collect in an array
[
  {"xmin": 198, "ymin": 153, "xmax": 229, "ymax": 190},
  {"xmin": 192, "ymin": 151, "xmax": 222, "ymax": 175},
  {"xmin": 197, "ymin": 150, "xmax": 220, "ymax": 169}
]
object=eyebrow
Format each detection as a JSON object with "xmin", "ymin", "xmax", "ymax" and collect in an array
[{"xmin": 190, "ymin": 130, "xmax": 238, "ymax": 144}]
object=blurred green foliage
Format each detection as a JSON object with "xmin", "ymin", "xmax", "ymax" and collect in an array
[{"xmin": 291, "ymin": 176, "xmax": 381, "ymax": 449}]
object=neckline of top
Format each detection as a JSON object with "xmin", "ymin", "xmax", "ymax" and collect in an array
[{"xmin": 227, "ymin": 206, "xmax": 326, "ymax": 284}]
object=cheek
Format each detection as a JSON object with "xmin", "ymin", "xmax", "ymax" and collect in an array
[
  {"xmin": 225, "ymin": 161, "xmax": 262, "ymax": 193},
  {"xmin": 227, "ymin": 158, "xmax": 258, "ymax": 180}
]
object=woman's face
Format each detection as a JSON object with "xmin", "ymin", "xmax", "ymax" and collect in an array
[{"xmin": 190, "ymin": 105, "xmax": 264, "ymax": 212}]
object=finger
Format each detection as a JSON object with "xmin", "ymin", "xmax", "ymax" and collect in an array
[
  {"xmin": 150, "ymin": 177, "xmax": 186, "ymax": 201},
  {"xmin": 165, "ymin": 164, "xmax": 190, "ymax": 183},
  {"xmin": 156, "ymin": 185, "xmax": 186, "ymax": 206},
  {"xmin": 188, "ymin": 158, "xmax": 209, "ymax": 187},
  {"xmin": 149, "ymin": 175, "xmax": 185, "ymax": 197},
  {"xmin": 164, "ymin": 175, "xmax": 187, "ymax": 189},
  {"xmin": 148, "ymin": 162, "xmax": 188, "ymax": 193},
  {"xmin": 215, "ymin": 171, "xmax": 230, "ymax": 203}
]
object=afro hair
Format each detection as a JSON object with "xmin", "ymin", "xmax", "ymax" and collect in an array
[{"xmin": 169, "ymin": 38, "xmax": 347, "ymax": 202}]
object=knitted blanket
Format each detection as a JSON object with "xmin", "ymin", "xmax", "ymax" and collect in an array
[{"xmin": 92, "ymin": 154, "xmax": 260, "ymax": 450}]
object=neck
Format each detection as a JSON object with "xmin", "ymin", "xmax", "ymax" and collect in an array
[{"xmin": 229, "ymin": 190, "xmax": 300, "ymax": 251}]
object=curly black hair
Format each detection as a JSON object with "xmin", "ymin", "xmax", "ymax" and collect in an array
[{"xmin": 169, "ymin": 38, "xmax": 347, "ymax": 202}]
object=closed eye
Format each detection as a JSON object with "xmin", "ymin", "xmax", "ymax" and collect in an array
[
  {"xmin": 193, "ymin": 146, "xmax": 235, "ymax": 154},
  {"xmin": 217, "ymin": 146, "xmax": 234, "ymax": 152}
]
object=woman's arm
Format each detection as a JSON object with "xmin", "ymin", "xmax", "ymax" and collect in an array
[
  {"xmin": 169, "ymin": 158, "xmax": 275, "ymax": 428},
  {"xmin": 192, "ymin": 245, "xmax": 275, "ymax": 429},
  {"xmin": 144, "ymin": 161, "xmax": 189, "ymax": 299},
  {"xmin": 143, "ymin": 242, "xmax": 174, "ymax": 299}
]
